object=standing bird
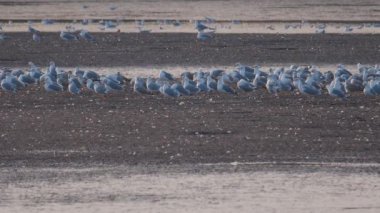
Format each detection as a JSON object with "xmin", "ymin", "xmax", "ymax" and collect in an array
[
  {"xmin": 197, "ymin": 30, "xmax": 215, "ymax": 42},
  {"xmin": 79, "ymin": 30, "xmax": 95, "ymax": 42},
  {"xmin": 195, "ymin": 20, "xmax": 214, "ymax": 31},
  {"xmin": 32, "ymin": 33, "xmax": 41, "ymax": 42}
]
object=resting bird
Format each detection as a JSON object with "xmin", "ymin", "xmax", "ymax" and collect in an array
[
  {"xmin": 146, "ymin": 77, "xmax": 161, "ymax": 93},
  {"xmin": 207, "ymin": 75, "xmax": 217, "ymax": 91},
  {"xmin": 160, "ymin": 84, "xmax": 180, "ymax": 97},
  {"xmin": 94, "ymin": 81, "xmax": 107, "ymax": 94},
  {"xmin": 295, "ymin": 78, "xmax": 321, "ymax": 96},
  {"xmin": 237, "ymin": 79, "xmax": 255, "ymax": 92},
  {"xmin": 217, "ymin": 74, "xmax": 236, "ymax": 95},
  {"xmin": 159, "ymin": 70, "xmax": 174, "ymax": 81},
  {"xmin": 60, "ymin": 31, "xmax": 78, "ymax": 41},
  {"xmin": 266, "ymin": 75, "xmax": 281, "ymax": 95},
  {"xmin": 327, "ymin": 78, "xmax": 347, "ymax": 100},
  {"xmin": 171, "ymin": 83, "xmax": 190, "ymax": 96}
]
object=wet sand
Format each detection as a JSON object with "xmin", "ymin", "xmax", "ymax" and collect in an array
[
  {"xmin": 0, "ymin": 33, "xmax": 379, "ymax": 68},
  {"xmin": 1, "ymin": 88, "xmax": 380, "ymax": 167}
]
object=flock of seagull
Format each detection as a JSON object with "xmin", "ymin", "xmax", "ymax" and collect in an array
[
  {"xmin": 0, "ymin": 19, "xmax": 216, "ymax": 42},
  {"xmin": 1, "ymin": 62, "xmax": 380, "ymax": 100},
  {"xmin": 2, "ymin": 17, "xmax": 378, "ymax": 43}
]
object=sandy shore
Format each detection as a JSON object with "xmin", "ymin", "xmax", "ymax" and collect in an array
[{"xmin": 0, "ymin": 0, "xmax": 379, "ymax": 21}]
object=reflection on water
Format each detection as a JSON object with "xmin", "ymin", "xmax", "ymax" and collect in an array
[{"xmin": 1, "ymin": 163, "xmax": 379, "ymax": 213}]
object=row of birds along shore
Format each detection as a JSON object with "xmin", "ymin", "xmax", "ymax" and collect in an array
[
  {"xmin": 1, "ymin": 62, "xmax": 380, "ymax": 100},
  {"xmin": 0, "ymin": 20, "xmax": 217, "ymax": 42}
]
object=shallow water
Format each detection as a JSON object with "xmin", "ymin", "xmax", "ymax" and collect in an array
[{"xmin": 1, "ymin": 163, "xmax": 379, "ymax": 213}]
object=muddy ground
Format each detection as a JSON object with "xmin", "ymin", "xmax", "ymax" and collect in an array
[
  {"xmin": 0, "ymin": 33, "xmax": 379, "ymax": 67},
  {"xmin": 1, "ymin": 33, "xmax": 380, "ymax": 167},
  {"xmin": 0, "ymin": 86, "xmax": 380, "ymax": 167}
]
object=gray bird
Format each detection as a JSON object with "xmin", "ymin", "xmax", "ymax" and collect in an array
[
  {"xmin": 217, "ymin": 75, "xmax": 236, "ymax": 95},
  {"xmin": 237, "ymin": 79, "xmax": 255, "ymax": 92},
  {"xmin": 60, "ymin": 31, "xmax": 78, "ymax": 41},
  {"xmin": 94, "ymin": 81, "xmax": 107, "ymax": 94},
  {"xmin": 159, "ymin": 70, "xmax": 174, "ymax": 81},
  {"xmin": 171, "ymin": 83, "xmax": 190, "ymax": 96},
  {"xmin": 160, "ymin": 84, "xmax": 180, "ymax": 97},
  {"xmin": 146, "ymin": 77, "xmax": 160, "ymax": 93},
  {"xmin": 207, "ymin": 75, "xmax": 217, "ymax": 91},
  {"xmin": 79, "ymin": 30, "xmax": 95, "ymax": 42}
]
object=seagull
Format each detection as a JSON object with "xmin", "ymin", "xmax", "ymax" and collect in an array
[
  {"xmin": 159, "ymin": 70, "xmax": 174, "ymax": 81},
  {"xmin": 83, "ymin": 70, "xmax": 100, "ymax": 81},
  {"xmin": 28, "ymin": 25, "xmax": 40, "ymax": 34},
  {"xmin": 197, "ymin": 78, "xmax": 208, "ymax": 92},
  {"xmin": 60, "ymin": 31, "xmax": 78, "ymax": 41},
  {"xmin": 68, "ymin": 80, "xmax": 81, "ymax": 95},
  {"xmin": 171, "ymin": 83, "xmax": 190, "ymax": 96},
  {"xmin": 295, "ymin": 78, "xmax": 321, "ymax": 96},
  {"xmin": 229, "ymin": 70, "xmax": 246, "ymax": 83},
  {"xmin": 327, "ymin": 77, "xmax": 348, "ymax": 100},
  {"xmin": 107, "ymin": 72, "xmax": 126, "ymax": 85},
  {"xmin": 74, "ymin": 67, "xmax": 85, "ymax": 78},
  {"xmin": 1, "ymin": 80, "xmax": 16, "ymax": 92},
  {"xmin": 18, "ymin": 73, "xmax": 35, "ymax": 85},
  {"xmin": 237, "ymin": 79, "xmax": 255, "ymax": 92},
  {"xmin": 266, "ymin": 75, "xmax": 281, "ymax": 95},
  {"xmin": 210, "ymin": 69, "xmax": 224, "ymax": 79},
  {"xmin": 79, "ymin": 30, "xmax": 95, "ymax": 42},
  {"xmin": 86, "ymin": 79, "xmax": 95, "ymax": 91},
  {"xmin": 344, "ymin": 74, "xmax": 364, "ymax": 93},
  {"xmin": 183, "ymin": 77, "xmax": 200, "ymax": 95},
  {"xmin": 160, "ymin": 83, "xmax": 180, "ymax": 97},
  {"xmin": 217, "ymin": 74, "xmax": 236, "ymax": 95},
  {"xmin": 11, "ymin": 69, "xmax": 24, "ymax": 77},
  {"xmin": 279, "ymin": 72, "xmax": 294, "ymax": 92},
  {"xmin": 195, "ymin": 20, "xmax": 215, "ymax": 31},
  {"xmin": 197, "ymin": 30, "xmax": 215, "ymax": 41},
  {"xmin": 41, "ymin": 19, "xmax": 54, "ymax": 25},
  {"xmin": 104, "ymin": 78, "xmax": 124, "ymax": 92},
  {"xmin": 207, "ymin": 75, "xmax": 217, "ymax": 91},
  {"xmin": 133, "ymin": 77, "xmax": 149, "ymax": 94},
  {"xmin": 0, "ymin": 33, "xmax": 10, "ymax": 41},
  {"xmin": 146, "ymin": 77, "xmax": 161, "ymax": 93},
  {"xmin": 44, "ymin": 77, "xmax": 63, "ymax": 92},
  {"xmin": 33, "ymin": 33, "xmax": 41, "ymax": 42},
  {"xmin": 94, "ymin": 81, "xmax": 107, "ymax": 94}
]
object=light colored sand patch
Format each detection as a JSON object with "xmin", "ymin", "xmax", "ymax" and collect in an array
[
  {"xmin": 8, "ymin": 64, "xmax": 369, "ymax": 78},
  {"xmin": 2, "ymin": 21, "xmax": 380, "ymax": 34},
  {"xmin": 0, "ymin": 0, "xmax": 379, "ymax": 22},
  {"xmin": 1, "ymin": 164, "xmax": 380, "ymax": 213}
]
